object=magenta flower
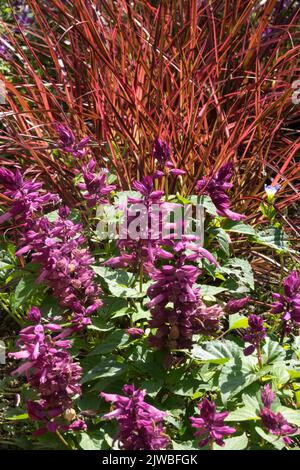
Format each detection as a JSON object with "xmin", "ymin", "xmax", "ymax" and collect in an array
[
  {"xmin": 260, "ymin": 408, "xmax": 297, "ymax": 445},
  {"xmin": 190, "ymin": 398, "xmax": 236, "ymax": 448},
  {"xmin": 259, "ymin": 385, "xmax": 297, "ymax": 445},
  {"xmin": 272, "ymin": 271, "xmax": 300, "ymax": 333},
  {"xmin": 55, "ymin": 123, "xmax": 90, "ymax": 158},
  {"xmin": 225, "ymin": 297, "xmax": 250, "ymax": 313},
  {"xmin": 101, "ymin": 384, "xmax": 170, "ymax": 450},
  {"xmin": 153, "ymin": 138, "xmax": 171, "ymax": 166},
  {"xmin": 0, "ymin": 168, "xmax": 59, "ymax": 226},
  {"xmin": 261, "ymin": 384, "xmax": 275, "ymax": 408},
  {"xmin": 106, "ymin": 175, "xmax": 165, "ymax": 271},
  {"xmin": 16, "ymin": 207, "xmax": 102, "ymax": 329},
  {"xmin": 243, "ymin": 314, "xmax": 266, "ymax": 356},
  {"xmin": 126, "ymin": 327, "xmax": 144, "ymax": 337},
  {"xmin": 196, "ymin": 162, "xmax": 245, "ymax": 221},
  {"xmin": 193, "ymin": 302, "xmax": 224, "ymax": 336},
  {"xmin": 77, "ymin": 158, "xmax": 116, "ymax": 207},
  {"xmin": 9, "ymin": 309, "xmax": 84, "ymax": 435},
  {"xmin": 147, "ymin": 237, "xmax": 220, "ymax": 355}
]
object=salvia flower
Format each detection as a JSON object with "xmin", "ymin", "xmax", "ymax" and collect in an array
[
  {"xmin": 101, "ymin": 384, "xmax": 170, "ymax": 450},
  {"xmin": 243, "ymin": 314, "xmax": 266, "ymax": 356},
  {"xmin": 126, "ymin": 327, "xmax": 144, "ymax": 337},
  {"xmin": 190, "ymin": 398, "xmax": 236, "ymax": 448},
  {"xmin": 147, "ymin": 237, "xmax": 221, "ymax": 355},
  {"xmin": 16, "ymin": 207, "xmax": 102, "ymax": 329},
  {"xmin": 153, "ymin": 138, "xmax": 171, "ymax": 166},
  {"xmin": 259, "ymin": 385, "xmax": 297, "ymax": 445},
  {"xmin": 9, "ymin": 309, "xmax": 85, "ymax": 435},
  {"xmin": 77, "ymin": 158, "xmax": 116, "ymax": 207},
  {"xmin": 272, "ymin": 271, "xmax": 300, "ymax": 334},
  {"xmin": 0, "ymin": 168, "xmax": 59, "ymax": 226},
  {"xmin": 193, "ymin": 302, "xmax": 224, "ymax": 336},
  {"xmin": 106, "ymin": 175, "xmax": 165, "ymax": 271},
  {"xmin": 196, "ymin": 162, "xmax": 245, "ymax": 221},
  {"xmin": 225, "ymin": 297, "xmax": 250, "ymax": 313},
  {"xmin": 261, "ymin": 384, "xmax": 275, "ymax": 408},
  {"xmin": 55, "ymin": 123, "xmax": 90, "ymax": 158}
]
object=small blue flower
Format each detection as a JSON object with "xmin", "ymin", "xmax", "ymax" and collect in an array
[{"xmin": 264, "ymin": 183, "xmax": 280, "ymax": 196}]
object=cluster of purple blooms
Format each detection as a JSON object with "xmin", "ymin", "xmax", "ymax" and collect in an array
[
  {"xmin": 272, "ymin": 270, "xmax": 300, "ymax": 335},
  {"xmin": 106, "ymin": 175, "xmax": 165, "ymax": 270},
  {"xmin": 190, "ymin": 398, "xmax": 236, "ymax": 448},
  {"xmin": 55, "ymin": 123, "xmax": 91, "ymax": 158},
  {"xmin": 0, "ymin": 168, "xmax": 59, "ymax": 227},
  {"xmin": 147, "ymin": 236, "xmax": 223, "ymax": 357},
  {"xmin": 196, "ymin": 162, "xmax": 245, "ymax": 221},
  {"xmin": 101, "ymin": 385, "xmax": 170, "ymax": 450},
  {"xmin": 243, "ymin": 314, "xmax": 266, "ymax": 356},
  {"xmin": 153, "ymin": 138, "xmax": 186, "ymax": 176},
  {"xmin": 9, "ymin": 308, "xmax": 86, "ymax": 436},
  {"xmin": 260, "ymin": 384, "xmax": 297, "ymax": 445},
  {"xmin": 16, "ymin": 206, "xmax": 102, "ymax": 330},
  {"xmin": 78, "ymin": 158, "xmax": 116, "ymax": 207}
]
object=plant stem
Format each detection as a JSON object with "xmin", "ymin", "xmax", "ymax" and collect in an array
[
  {"xmin": 139, "ymin": 261, "xmax": 143, "ymax": 293},
  {"xmin": 257, "ymin": 344, "xmax": 263, "ymax": 368},
  {"xmin": 56, "ymin": 430, "xmax": 71, "ymax": 449}
]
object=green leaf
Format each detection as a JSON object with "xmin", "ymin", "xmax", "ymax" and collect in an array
[
  {"xmin": 275, "ymin": 407, "xmax": 300, "ymax": 426},
  {"xmin": 79, "ymin": 432, "xmax": 104, "ymax": 450},
  {"xmin": 255, "ymin": 427, "xmax": 285, "ymax": 450},
  {"xmin": 81, "ymin": 357, "xmax": 127, "ymax": 384},
  {"xmin": 191, "ymin": 345, "xmax": 229, "ymax": 364},
  {"xmin": 222, "ymin": 220, "xmax": 256, "ymax": 235},
  {"xmin": 5, "ymin": 409, "xmax": 29, "ymax": 420},
  {"xmin": 262, "ymin": 338, "xmax": 286, "ymax": 364},
  {"xmin": 88, "ymin": 317, "xmax": 114, "ymax": 332},
  {"xmin": 254, "ymin": 228, "xmax": 289, "ymax": 252},
  {"xmin": 226, "ymin": 407, "xmax": 259, "ymax": 421},
  {"xmin": 214, "ymin": 228, "xmax": 230, "ymax": 256},
  {"xmin": 88, "ymin": 330, "xmax": 129, "ymax": 355},
  {"xmin": 172, "ymin": 440, "xmax": 198, "ymax": 450},
  {"xmin": 214, "ymin": 433, "xmax": 248, "ymax": 450},
  {"xmin": 196, "ymin": 195, "xmax": 218, "ymax": 216},
  {"xmin": 199, "ymin": 285, "xmax": 228, "ymax": 297},
  {"xmin": 229, "ymin": 314, "xmax": 248, "ymax": 330},
  {"xmin": 221, "ymin": 258, "xmax": 254, "ymax": 290},
  {"xmin": 13, "ymin": 273, "xmax": 43, "ymax": 309}
]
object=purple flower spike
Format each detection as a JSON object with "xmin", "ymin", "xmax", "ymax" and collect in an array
[
  {"xmin": 225, "ymin": 297, "xmax": 250, "ymax": 313},
  {"xmin": 78, "ymin": 158, "xmax": 116, "ymax": 207},
  {"xmin": 261, "ymin": 384, "xmax": 275, "ymax": 409},
  {"xmin": 101, "ymin": 385, "xmax": 170, "ymax": 450},
  {"xmin": 9, "ymin": 313, "xmax": 84, "ymax": 435},
  {"xmin": 153, "ymin": 138, "xmax": 171, "ymax": 166},
  {"xmin": 260, "ymin": 406, "xmax": 297, "ymax": 445},
  {"xmin": 190, "ymin": 398, "xmax": 236, "ymax": 448},
  {"xmin": 55, "ymin": 123, "xmax": 90, "ymax": 158},
  {"xmin": 272, "ymin": 271, "xmax": 300, "ymax": 334},
  {"xmin": 196, "ymin": 162, "xmax": 245, "ymax": 221},
  {"xmin": 243, "ymin": 314, "xmax": 266, "ymax": 356},
  {"xmin": 0, "ymin": 168, "xmax": 59, "ymax": 227}
]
